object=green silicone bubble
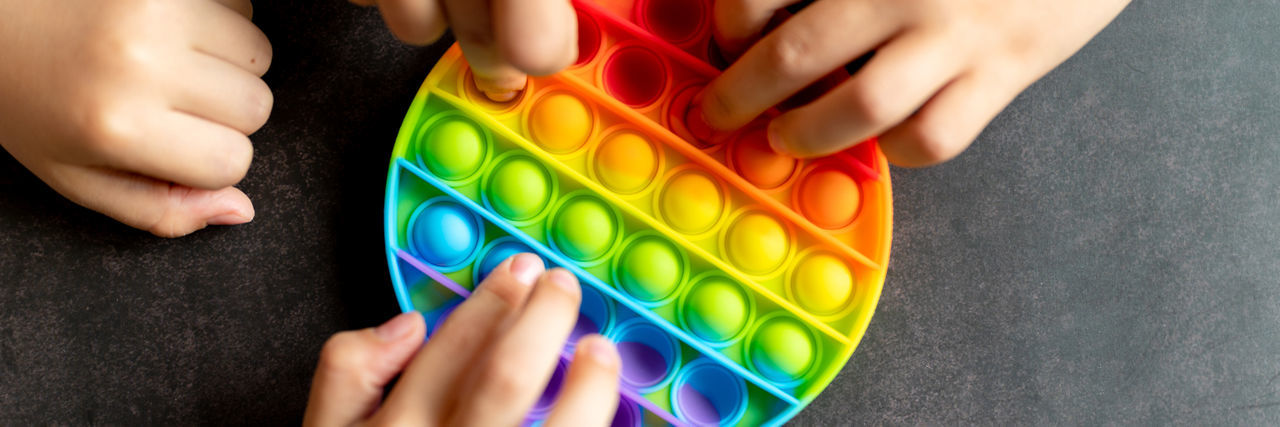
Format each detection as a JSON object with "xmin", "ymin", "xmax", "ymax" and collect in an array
[
  {"xmin": 486, "ymin": 156, "xmax": 553, "ymax": 221},
  {"xmin": 616, "ymin": 236, "xmax": 684, "ymax": 302},
  {"xmin": 749, "ymin": 316, "xmax": 816, "ymax": 383},
  {"xmin": 420, "ymin": 117, "xmax": 486, "ymax": 180},
  {"xmin": 552, "ymin": 195, "xmax": 618, "ymax": 262},
  {"xmin": 683, "ymin": 276, "xmax": 749, "ymax": 342}
]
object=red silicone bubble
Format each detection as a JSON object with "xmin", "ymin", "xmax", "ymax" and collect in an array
[
  {"xmin": 641, "ymin": 0, "xmax": 706, "ymax": 44},
  {"xmin": 603, "ymin": 46, "xmax": 668, "ymax": 107},
  {"xmin": 576, "ymin": 10, "xmax": 602, "ymax": 66}
]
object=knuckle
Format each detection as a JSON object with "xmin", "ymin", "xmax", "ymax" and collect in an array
[
  {"xmin": 78, "ymin": 102, "xmax": 137, "ymax": 155},
  {"xmin": 845, "ymin": 82, "xmax": 897, "ymax": 126},
  {"xmin": 897, "ymin": 121, "xmax": 970, "ymax": 167},
  {"xmin": 764, "ymin": 35, "xmax": 816, "ymax": 81},
  {"xmin": 212, "ymin": 136, "xmax": 254, "ymax": 187},
  {"xmin": 317, "ymin": 332, "xmax": 365, "ymax": 375},
  {"xmin": 479, "ymin": 359, "xmax": 536, "ymax": 402}
]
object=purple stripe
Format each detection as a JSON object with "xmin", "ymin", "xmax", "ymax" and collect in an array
[{"xmin": 396, "ymin": 249, "xmax": 472, "ymax": 297}]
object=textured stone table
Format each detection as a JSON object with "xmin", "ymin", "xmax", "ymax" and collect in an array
[{"xmin": 1, "ymin": 0, "xmax": 1276, "ymax": 424}]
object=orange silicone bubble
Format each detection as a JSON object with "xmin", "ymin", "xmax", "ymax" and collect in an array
[
  {"xmin": 528, "ymin": 92, "xmax": 594, "ymax": 154},
  {"xmin": 594, "ymin": 130, "xmax": 659, "ymax": 194},
  {"xmin": 730, "ymin": 128, "xmax": 799, "ymax": 190},
  {"xmin": 797, "ymin": 166, "xmax": 861, "ymax": 230}
]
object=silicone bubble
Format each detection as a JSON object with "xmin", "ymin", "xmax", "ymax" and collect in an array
[
  {"xmin": 640, "ymin": 0, "xmax": 705, "ymax": 44},
  {"xmin": 550, "ymin": 194, "xmax": 620, "ymax": 262},
  {"xmin": 575, "ymin": 10, "xmax": 602, "ymax": 66},
  {"xmin": 485, "ymin": 154, "xmax": 554, "ymax": 222},
  {"xmin": 730, "ymin": 128, "xmax": 797, "ymax": 190},
  {"xmin": 615, "ymin": 234, "xmax": 686, "ymax": 303},
  {"xmin": 408, "ymin": 199, "xmax": 481, "ymax": 268},
  {"xmin": 672, "ymin": 359, "xmax": 747, "ymax": 427},
  {"xmin": 611, "ymin": 399, "xmax": 642, "ymax": 427},
  {"xmin": 748, "ymin": 316, "xmax": 817, "ymax": 384},
  {"xmin": 791, "ymin": 251, "xmax": 854, "ymax": 315},
  {"xmin": 594, "ymin": 131, "xmax": 658, "ymax": 195},
  {"xmin": 603, "ymin": 46, "xmax": 667, "ymax": 107},
  {"xmin": 417, "ymin": 115, "xmax": 488, "ymax": 181},
  {"xmin": 612, "ymin": 319, "xmax": 680, "ymax": 390},
  {"xmin": 572, "ymin": 285, "xmax": 613, "ymax": 343},
  {"xmin": 798, "ymin": 167, "xmax": 860, "ymax": 229},
  {"xmin": 530, "ymin": 360, "xmax": 568, "ymax": 418},
  {"xmin": 529, "ymin": 92, "xmax": 593, "ymax": 154},
  {"xmin": 658, "ymin": 168, "xmax": 724, "ymax": 235},
  {"xmin": 724, "ymin": 210, "xmax": 791, "ymax": 275},
  {"xmin": 680, "ymin": 275, "xmax": 751, "ymax": 343}
]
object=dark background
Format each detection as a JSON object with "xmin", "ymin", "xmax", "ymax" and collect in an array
[{"xmin": 2, "ymin": 0, "xmax": 1277, "ymax": 424}]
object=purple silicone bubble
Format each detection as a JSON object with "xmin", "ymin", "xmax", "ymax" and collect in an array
[
  {"xmin": 673, "ymin": 360, "xmax": 747, "ymax": 427},
  {"xmin": 612, "ymin": 320, "xmax": 679, "ymax": 389},
  {"xmin": 611, "ymin": 398, "xmax": 642, "ymax": 427},
  {"xmin": 530, "ymin": 360, "xmax": 568, "ymax": 417},
  {"xmin": 570, "ymin": 285, "xmax": 611, "ymax": 346}
]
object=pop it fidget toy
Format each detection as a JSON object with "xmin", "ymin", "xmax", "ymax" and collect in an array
[{"xmin": 383, "ymin": 0, "xmax": 892, "ymax": 425}]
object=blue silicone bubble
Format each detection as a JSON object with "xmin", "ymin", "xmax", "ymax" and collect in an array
[
  {"xmin": 610, "ymin": 318, "xmax": 681, "ymax": 391},
  {"xmin": 408, "ymin": 197, "xmax": 483, "ymax": 269},
  {"xmin": 672, "ymin": 359, "xmax": 748, "ymax": 427}
]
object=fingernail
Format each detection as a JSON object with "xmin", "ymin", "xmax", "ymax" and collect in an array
[
  {"xmin": 547, "ymin": 268, "xmax": 578, "ymax": 291},
  {"xmin": 485, "ymin": 90, "xmax": 519, "ymax": 102},
  {"xmin": 766, "ymin": 122, "xmax": 791, "ymax": 157},
  {"xmin": 207, "ymin": 210, "xmax": 252, "ymax": 226},
  {"xmin": 375, "ymin": 312, "xmax": 420, "ymax": 342},
  {"xmin": 510, "ymin": 253, "xmax": 545, "ymax": 287},
  {"xmin": 586, "ymin": 337, "xmax": 619, "ymax": 367}
]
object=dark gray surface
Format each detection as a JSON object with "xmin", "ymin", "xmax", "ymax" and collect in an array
[{"xmin": 1, "ymin": 0, "xmax": 1277, "ymax": 424}]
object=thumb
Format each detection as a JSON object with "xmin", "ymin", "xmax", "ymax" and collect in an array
[{"xmin": 303, "ymin": 312, "xmax": 427, "ymax": 427}]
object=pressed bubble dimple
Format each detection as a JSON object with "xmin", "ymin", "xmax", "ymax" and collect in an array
[
  {"xmin": 616, "ymin": 236, "xmax": 684, "ymax": 302},
  {"xmin": 799, "ymin": 168, "xmax": 860, "ymax": 229},
  {"xmin": 486, "ymin": 156, "xmax": 553, "ymax": 221},
  {"xmin": 575, "ymin": 10, "xmax": 601, "ymax": 66},
  {"xmin": 749, "ymin": 317, "xmax": 816, "ymax": 383},
  {"xmin": 529, "ymin": 93, "xmax": 592, "ymax": 154},
  {"xmin": 659, "ymin": 170, "xmax": 723, "ymax": 235},
  {"xmin": 410, "ymin": 201, "xmax": 479, "ymax": 267},
  {"xmin": 724, "ymin": 211, "xmax": 790, "ymax": 275},
  {"xmin": 732, "ymin": 129, "xmax": 797, "ymax": 189},
  {"xmin": 603, "ymin": 46, "xmax": 667, "ymax": 107},
  {"xmin": 683, "ymin": 276, "xmax": 749, "ymax": 343},
  {"xmin": 420, "ymin": 117, "xmax": 486, "ymax": 181},
  {"xmin": 674, "ymin": 361, "xmax": 746, "ymax": 426},
  {"xmin": 643, "ymin": 0, "xmax": 705, "ymax": 44},
  {"xmin": 595, "ymin": 132, "xmax": 658, "ymax": 194},
  {"xmin": 792, "ymin": 252, "xmax": 854, "ymax": 315},
  {"xmin": 551, "ymin": 195, "xmax": 618, "ymax": 262}
]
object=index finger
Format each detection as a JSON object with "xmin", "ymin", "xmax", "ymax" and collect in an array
[{"xmin": 493, "ymin": 0, "xmax": 578, "ymax": 75}]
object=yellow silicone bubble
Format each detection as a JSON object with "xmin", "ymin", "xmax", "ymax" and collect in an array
[
  {"xmin": 791, "ymin": 252, "xmax": 854, "ymax": 315},
  {"xmin": 551, "ymin": 195, "xmax": 618, "ymax": 262},
  {"xmin": 595, "ymin": 132, "xmax": 658, "ymax": 194},
  {"xmin": 659, "ymin": 170, "xmax": 723, "ymax": 235},
  {"xmin": 749, "ymin": 317, "xmax": 816, "ymax": 383},
  {"xmin": 682, "ymin": 276, "xmax": 749, "ymax": 342},
  {"xmin": 616, "ymin": 236, "xmax": 685, "ymax": 302},
  {"xmin": 486, "ymin": 156, "xmax": 553, "ymax": 221},
  {"xmin": 419, "ymin": 117, "xmax": 486, "ymax": 181},
  {"xmin": 529, "ymin": 93, "xmax": 593, "ymax": 154},
  {"xmin": 724, "ymin": 211, "xmax": 790, "ymax": 275}
]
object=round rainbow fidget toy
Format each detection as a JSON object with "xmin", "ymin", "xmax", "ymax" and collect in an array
[{"xmin": 382, "ymin": 0, "xmax": 892, "ymax": 425}]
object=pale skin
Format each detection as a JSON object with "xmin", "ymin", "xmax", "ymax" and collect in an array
[
  {"xmin": 303, "ymin": 253, "xmax": 622, "ymax": 427},
  {"xmin": 0, "ymin": 0, "xmax": 271, "ymax": 237}
]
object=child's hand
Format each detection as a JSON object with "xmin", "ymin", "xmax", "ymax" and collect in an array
[
  {"xmin": 303, "ymin": 253, "xmax": 621, "ymax": 427},
  {"xmin": 701, "ymin": 0, "xmax": 1131, "ymax": 166},
  {"xmin": 0, "ymin": 0, "xmax": 272, "ymax": 237},
  {"xmin": 351, "ymin": 0, "xmax": 577, "ymax": 101}
]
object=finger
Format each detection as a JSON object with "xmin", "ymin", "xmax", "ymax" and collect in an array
[
  {"xmin": 767, "ymin": 31, "xmax": 965, "ymax": 158},
  {"xmin": 451, "ymin": 268, "xmax": 583, "ymax": 427},
  {"xmin": 302, "ymin": 312, "xmax": 426, "ymax": 427},
  {"xmin": 39, "ymin": 163, "xmax": 253, "ymax": 237},
  {"xmin": 374, "ymin": 0, "xmax": 448, "ymax": 45},
  {"xmin": 211, "ymin": 0, "xmax": 253, "ymax": 19},
  {"xmin": 879, "ymin": 67, "xmax": 1021, "ymax": 167},
  {"xmin": 443, "ymin": 0, "xmax": 527, "ymax": 101},
  {"xmin": 91, "ymin": 108, "xmax": 253, "ymax": 190},
  {"xmin": 713, "ymin": 0, "xmax": 797, "ymax": 58},
  {"xmin": 373, "ymin": 253, "xmax": 545, "ymax": 424},
  {"xmin": 493, "ymin": 0, "xmax": 578, "ymax": 75},
  {"xmin": 701, "ymin": 0, "xmax": 900, "ymax": 131},
  {"xmin": 191, "ymin": 0, "xmax": 273, "ymax": 76},
  {"xmin": 170, "ymin": 53, "xmax": 273, "ymax": 135},
  {"xmin": 544, "ymin": 335, "xmax": 620, "ymax": 427}
]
